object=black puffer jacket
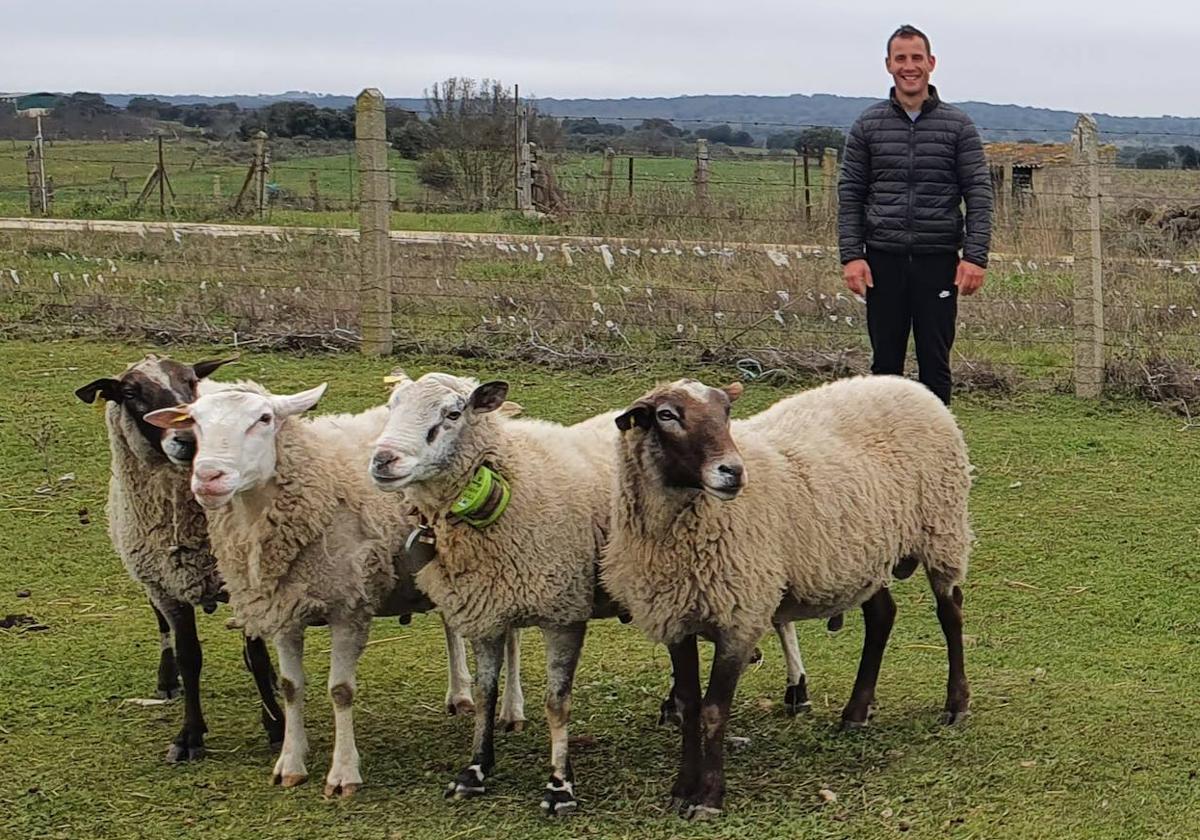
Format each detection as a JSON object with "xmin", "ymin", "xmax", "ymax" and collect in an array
[{"xmin": 838, "ymin": 86, "xmax": 992, "ymax": 267}]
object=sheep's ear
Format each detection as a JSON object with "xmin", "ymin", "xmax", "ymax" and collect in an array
[
  {"xmin": 615, "ymin": 404, "xmax": 653, "ymax": 432},
  {"xmin": 469, "ymin": 381, "xmax": 509, "ymax": 414},
  {"xmin": 382, "ymin": 367, "xmax": 411, "ymax": 386},
  {"xmin": 144, "ymin": 405, "xmax": 195, "ymax": 430},
  {"xmin": 497, "ymin": 400, "xmax": 523, "ymax": 418},
  {"xmin": 271, "ymin": 383, "xmax": 327, "ymax": 418},
  {"xmin": 75, "ymin": 378, "xmax": 122, "ymax": 405},
  {"xmin": 193, "ymin": 355, "xmax": 239, "ymax": 380},
  {"xmin": 722, "ymin": 382, "xmax": 744, "ymax": 403}
]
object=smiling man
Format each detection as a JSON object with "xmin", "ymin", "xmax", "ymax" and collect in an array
[{"xmin": 838, "ymin": 24, "xmax": 993, "ymax": 405}]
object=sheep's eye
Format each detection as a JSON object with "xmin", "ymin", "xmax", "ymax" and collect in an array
[
  {"xmin": 258, "ymin": 413, "xmax": 272, "ymax": 424},
  {"xmin": 446, "ymin": 411, "xmax": 462, "ymax": 421},
  {"xmin": 656, "ymin": 409, "xmax": 677, "ymax": 423}
]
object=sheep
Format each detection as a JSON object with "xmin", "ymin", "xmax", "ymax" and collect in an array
[
  {"xmin": 369, "ymin": 371, "xmax": 627, "ymax": 815},
  {"xmin": 73, "ymin": 353, "xmax": 285, "ymax": 763},
  {"xmin": 144, "ymin": 380, "xmax": 516, "ymax": 797},
  {"xmin": 600, "ymin": 375, "xmax": 972, "ymax": 819}
]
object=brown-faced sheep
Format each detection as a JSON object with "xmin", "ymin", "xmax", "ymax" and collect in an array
[{"xmin": 600, "ymin": 375, "xmax": 972, "ymax": 819}]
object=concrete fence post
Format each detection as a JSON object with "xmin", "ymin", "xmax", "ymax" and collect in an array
[
  {"xmin": 517, "ymin": 106, "xmax": 534, "ymax": 214},
  {"xmin": 694, "ymin": 138, "xmax": 710, "ymax": 205},
  {"xmin": 356, "ymin": 88, "xmax": 392, "ymax": 356},
  {"xmin": 1071, "ymin": 113, "xmax": 1104, "ymax": 398}
]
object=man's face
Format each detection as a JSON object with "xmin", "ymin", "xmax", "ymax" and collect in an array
[{"xmin": 886, "ymin": 35, "xmax": 936, "ymax": 99}]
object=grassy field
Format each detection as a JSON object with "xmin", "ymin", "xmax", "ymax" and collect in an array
[
  {"xmin": 3, "ymin": 336, "xmax": 1200, "ymax": 838},
  {"xmin": 0, "ymin": 139, "xmax": 821, "ymax": 236}
]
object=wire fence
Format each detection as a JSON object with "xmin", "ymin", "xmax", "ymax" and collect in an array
[{"xmin": 1, "ymin": 108, "xmax": 1199, "ymax": 401}]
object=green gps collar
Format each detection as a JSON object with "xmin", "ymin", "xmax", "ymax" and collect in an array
[{"xmin": 449, "ymin": 464, "xmax": 510, "ymax": 528}]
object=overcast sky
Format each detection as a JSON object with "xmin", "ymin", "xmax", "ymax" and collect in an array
[{"xmin": 7, "ymin": 0, "xmax": 1196, "ymax": 117}]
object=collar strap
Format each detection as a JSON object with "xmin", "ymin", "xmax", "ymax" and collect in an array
[{"xmin": 450, "ymin": 464, "xmax": 510, "ymax": 528}]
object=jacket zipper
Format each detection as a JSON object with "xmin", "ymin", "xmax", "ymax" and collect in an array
[{"xmin": 906, "ymin": 119, "xmax": 916, "ymax": 252}]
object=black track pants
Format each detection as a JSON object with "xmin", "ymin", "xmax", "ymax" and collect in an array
[{"xmin": 864, "ymin": 250, "xmax": 959, "ymax": 405}]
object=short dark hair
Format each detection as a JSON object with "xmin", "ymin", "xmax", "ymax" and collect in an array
[{"xmin": 887, "ymin": 24, "xmax": 931, "ymax": 57}]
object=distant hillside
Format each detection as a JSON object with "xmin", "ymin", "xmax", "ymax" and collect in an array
[{"xmin": 65, "ymin": 91, "xmax": 1200, "ymax": 145}]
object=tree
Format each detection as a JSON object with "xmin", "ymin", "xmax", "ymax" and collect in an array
[
  {"xmin": 796, "ymin": 126, "xmax": 846, "ymax": 152},
  {"xmin": 635, "ymin": 118, "xmax": 685, "ymax": 138},
  {"xmin": 696, "ymin": 124, "xmax": 734, "ymax": 144},
  {"xmin": 390, "ymin": 118, "xmax": 437, "ymax": 159},
  {"xmin": 423, "ymin": 77, "xmax": 517, "ymax": 208},
  {"xmin": 1174, "ymin": 144, "xmax": 1200, "ymax": 170},
  {"xmin": 767, "ymin": 132, "xmax": 801, "ymax": 150},
  {"xmin": 1136, "ymin": 150, "xmax": 1171, "ymax": 170},
  {"xmin": 126, "ymin": 97, "xmax": 182, "ymax": 121},
  {"xmin": 55, "ymin": 92, "xmax": 116, "ymax": 118}
]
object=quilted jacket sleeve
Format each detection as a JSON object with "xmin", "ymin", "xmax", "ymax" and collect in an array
[
  {"xmin": 837, "ymin": 117, "xmax": 870, "ymax": 265},
  {"xmin": 957, "ymin": 119, "xmax": 993, "ymax": 268}
]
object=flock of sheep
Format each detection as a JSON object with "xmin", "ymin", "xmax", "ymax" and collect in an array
[{"xmin": 75, "ymin": 351, "xmax": 973, "ymax": 820}]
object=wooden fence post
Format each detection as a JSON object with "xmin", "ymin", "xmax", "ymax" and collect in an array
[
  {"xmin": 255, "ymin": 131, "xmax": 269, "ymax": 219},
  {"xmin": 309, "ymin": 171, "xmax": 322, "ymax": 211},
  {"xmin": 1072, "ymin": 114, "xmax": 1104, "ymax": 398},
  {"xmin": 694, "ymin": 139, "xmax": 710, "ymax": 205},
  {"xmin": 821, "ymin": 147, "xmax": 838, "ymax": 217},
  {"xmin": 356, "ymin": 88, "xmax": 392, "ymax": 356}
]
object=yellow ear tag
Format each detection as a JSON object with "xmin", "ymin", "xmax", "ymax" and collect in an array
[
  {"xmin": 382, "ymin": 375, "xmax": 405, "ymax": 385},
  {"xmin": 93, "ymin": 395, "xmax": 107, "ymax": 415},
  {"xmin": 173, "ymin": 412, "xmax": 191, "ymax": 424}
]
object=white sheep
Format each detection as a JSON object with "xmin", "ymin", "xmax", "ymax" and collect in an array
[
  {"xmin": 369, "ymin": 371, "xmax": 624, "ymax": 815},
  {"xmin": 600, "ymin": 375, "xmax": 972, "ymax": 819},
  {"xmin": 145, "ymin": 381, "xmax": 516, "ymax": 797},
  {"xmin": 74, "ymin": 354, "xmax": 284, "ymax": 763}
]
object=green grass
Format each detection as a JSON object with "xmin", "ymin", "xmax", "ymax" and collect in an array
[{"xmin": 3, "ymin": 337, "xmax": 1200, "ymax": 838}]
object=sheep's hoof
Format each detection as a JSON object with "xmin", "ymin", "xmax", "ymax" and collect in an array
[
  {"xmin": 324, "ymin": 782, "xmax": 360, "ymax": 799},
  {"xmin": 156, "ymin": 684, "xmax": 182, "ymax": 701},
  {"xmin": 827, "ymin": 614, "xmax": 844, "ymax": 632},
  {"xmin": 784, "ymin": 679, "xmax": 811, "ymax": 715},
  {"xmin": 165, "ymin": 734, "xmax": 205, "ymax": 768},
  {"xmin": 943, "ymin": 708, "xmax": 971, "ymax": 726},
  {"xmin": 501, "ymin": 717, "xmax": 526, "ymax": 734},
  {"xmin": 540, "ymin": 776, "xmax": 578, "ymax": 816},
  {"xmin": 683, "ymin": 803, "xmax": 723, "ymax": 821},
  {"xmin": 447, "ymin": 697, "xmax": 475, "ymax": 716},
  {"xmin": 840, "ymin": 718, "xmax": 869, "ymax": 732},
  {"xmin": 657, "ymin": 698, "xmax": 682, "ymax": 728},
  {"xmin": 445, "ymin": 765, "xmax": 486, "ymax": 800},
  {"xmin": 747, "ymin": 646, "xmax": 764, "ymax": 665},
  {"xmin": 272, "ymin": 772, "xmax": 308, "ymax": 788}
]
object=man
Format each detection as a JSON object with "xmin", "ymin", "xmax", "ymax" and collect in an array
[{"xmin": 838, "ymin": 24, "xmax": 993, "ymax": 405}]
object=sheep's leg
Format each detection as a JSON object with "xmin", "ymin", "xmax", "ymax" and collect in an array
[
  {"xmin": 499, "ymin": 627, "xmax": 526, "ymax": 733},
  {"xmin": 151, "ymin": 601, "xmax": 181, "ymax": 700},
  {"xmin": 931, "ymin": 576, "xmax": 970, "ymax": 725},
  {"xmin": 442, "ymin": 618, "xmax": 475, "ymax": 716},
  {"xmin": 324, "ymin": 621, "xmax": 368, "ymax": 798},
  {"xmin": 161, "ymin": 600, "xmax": 207, "ymax": 763},
  {"xmin": 657, "ymin": 670, "xmax": 682, "ymax": 728},
  {"xmin": 666, "ymin": 634, "xmax": 702, "ymax": 812},
  {"xmin": 687, "ymin": 635, "xmax": 747, "ymax": 821},
  {"xmin": 841, "ymin": 588, "xmax": 897, "ymax": 730},
  {"xmin": 271, "ymin": 627, "xmax": 308, "ymax": 788},
  {"xmin": 775, "ymin": 621, "xmax": 810, "ymax": 715},
  {"xmin": 446, "ymin": 634, "xmax": 504, "ymax": 800},
  {"xmin": 242, "ymin": 635, "xmax": 285, "ymax": 750},
  {"xmin": 540, "ymin": 622, "xmax": 586, "ymax": 816}
]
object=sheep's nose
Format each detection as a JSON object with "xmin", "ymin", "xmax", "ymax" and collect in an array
[
  {"xmin": 717, "ymin": 463, "xmax": 744, "ymax": 481},
  {"xmin": 372, "ymin": 450, "xmax": 398, "ymax": 472},
  {"xmin": 195, "ymin": 465, "xmax": 226, "ymax": 483}
]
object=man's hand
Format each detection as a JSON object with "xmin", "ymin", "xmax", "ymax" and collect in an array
[
  {"xmin": 843, "ymin": 259, "xmax": 873, "ymax": 297},
  {"xmin": 955, "ymin": 260, "xmax": 986, "ymax": 296}
]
